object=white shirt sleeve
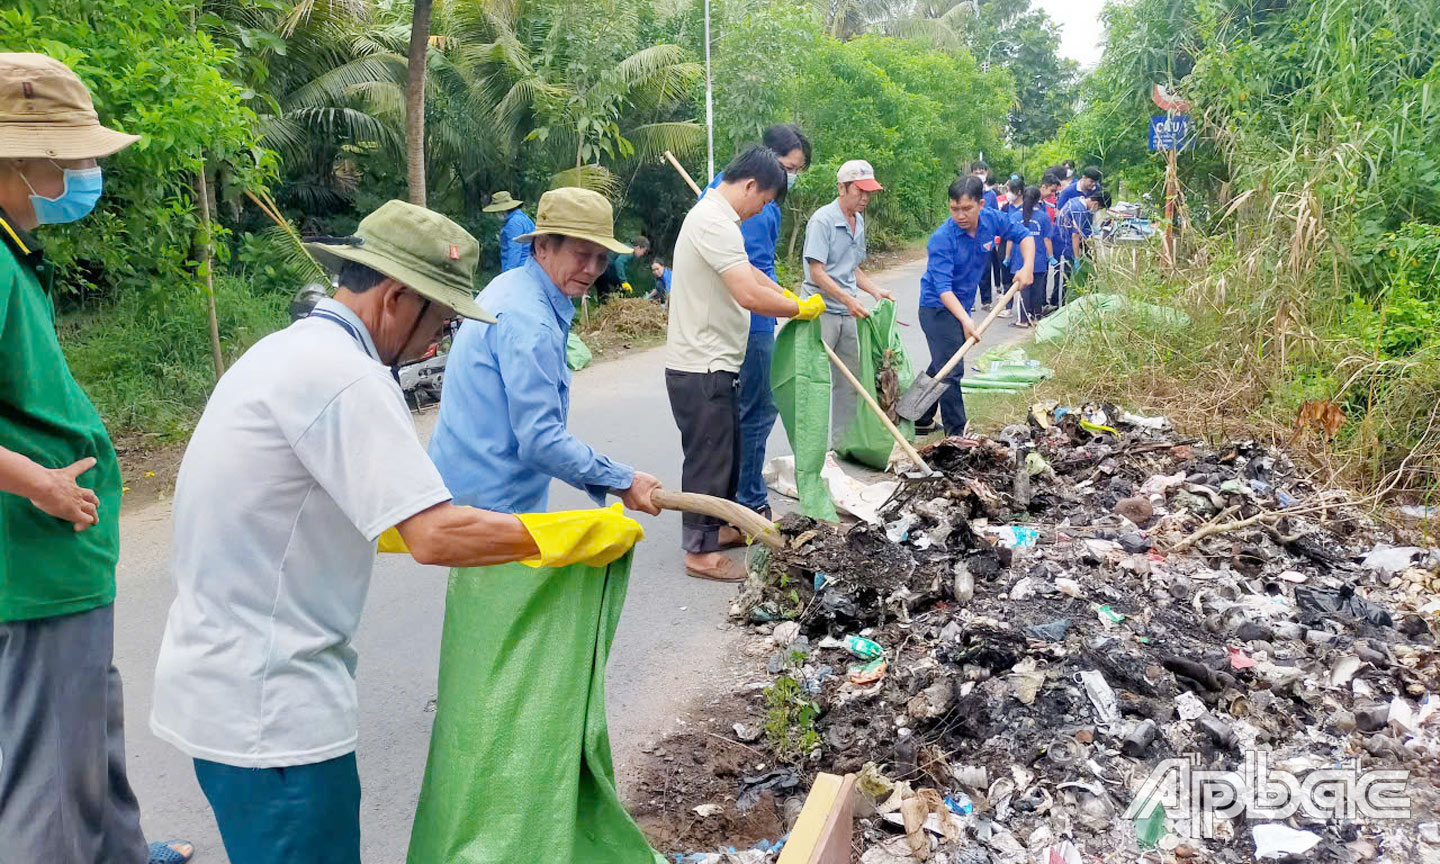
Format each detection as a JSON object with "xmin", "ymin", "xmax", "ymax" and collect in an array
[
  {"xmin": 694, "ymin": 215, "xmax": 751, "ymax": 275},
  {"xmin": 292, "ymin": 372, "xmax": 452, "ymax": 541}
]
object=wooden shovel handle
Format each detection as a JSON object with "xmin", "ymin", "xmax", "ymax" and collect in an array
[
  {"xmin": 930, "ymin": 279, "xmax": 1025, "ymax": 380},
  {"xmin": 651, "ymin": 489, "xmax": 784, "ymax": 549},
  {"xmin": 821, "ymin": 342, "xmax": 931, "ymax": 472}
]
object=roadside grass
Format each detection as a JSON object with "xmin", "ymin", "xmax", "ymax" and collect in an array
[{"xmin": 60, "ymin": 275, "xmax": 288, "ymax": 440}]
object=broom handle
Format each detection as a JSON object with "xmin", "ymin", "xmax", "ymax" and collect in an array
[
  {"xmin": 821, "ymin": 342, "xmax": 931, "ymax": 472},
  {"xmin": 651, "ymin": 490, "xmax": 784, "ymax": 549},
  {"xmin": 930, "ymin": 279, "xmax": 1025, "ymax": 380}
]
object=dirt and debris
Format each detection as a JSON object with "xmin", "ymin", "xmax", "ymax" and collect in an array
[{"xmin": 638, "ymin": 404, "xmax": 1440, "ymax": 863}]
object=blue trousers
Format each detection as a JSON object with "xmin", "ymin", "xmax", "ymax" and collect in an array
[
  {"xmin": 736, "ymin": 328, "xmax": 778, "ymax": 512},
  {"xmin": 916, "ymin": 306, "xmax": 968, "ymax": 434},
  {"xmin": 194, "ymin": 753, "xmax": 361, "ymax": 864}
]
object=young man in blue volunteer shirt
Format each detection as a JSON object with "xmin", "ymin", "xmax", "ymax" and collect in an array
[
  {"xmin": 914, "ymin": 176, "xmax": 1034, "ymax": 435},
  {"xmin": 1057, "ymin": 189, "xmax": 1110, "ymax": 301},
  {"xmin": 704, "ymin": 123, "xmax": 812, "ymax": 519},
  {"xmin": 1056, "ymin": 165, "xmax": 1102, "ymax": 210}
]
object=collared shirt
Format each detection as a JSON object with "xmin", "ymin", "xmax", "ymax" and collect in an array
[
  {"xmin": 706, "ymin": 171, "xmax": 782, "ymax": 333},
  {"xmin": 0, "ymin": 209, "xmax": 122, "ymax": 623},
  {"xmin": 1057, "ymin": 196, "xmax": 1095, "ymax": 259},
  {"xmin": 800, "ymin": 198, "xmax": 867, "ymax": 316},
  {"xmin": 983, "ymin": 188, "xmax": 999, "ymax": 210},
  {"xmin": 430, "ymin": 258, "xmax": 633, "ymax": 513},
  {"xmin": 918, "ymin": 209, "xmax": 1032, "ymax": 310},
  {"xmin": 499, "ymin": 209, "xmax": 536, "ymax": 272},
  {"xmin": 152, "ymin": 298, "xmax": 453, "ymax": 768},
  {"xmin": 656, "ymin": 266, "xmax": 673, "ymax": 295},
  {"xmin": 666, "ymin": 191, "xmax": 753, "ymax": 373},
  {"xmin": 1007, "ymin": 207, "xmax": 1054, "ymax": 273}
]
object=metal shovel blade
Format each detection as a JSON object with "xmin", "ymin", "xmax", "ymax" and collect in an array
[{"xmin": 895, "ymin": 371, "xmax": 951, "ymax": 421}]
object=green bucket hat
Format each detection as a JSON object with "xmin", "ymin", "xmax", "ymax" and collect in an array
[
  {"xmin": 304, "ymin": 200, "xmax": 495, "ymax": 322},
  {"xmin": 482, "ymin": 191, "xmax": 523, "ymax": 213},
  {"xmin": 513, "ymin": 187, "xmax": 631, "ymax": 254}
]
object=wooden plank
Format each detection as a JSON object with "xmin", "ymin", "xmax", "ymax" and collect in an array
[{"xmin": 776, "ymin": 772, "xmax": 856, "ymax": 864}]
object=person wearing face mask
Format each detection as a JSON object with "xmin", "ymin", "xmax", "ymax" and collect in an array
[
  {"xmin": 0, "ymin": 53, "xmax": 197, "ymax": 864},
  {"xmin": 703, "ymin": 123, "xmax": 812, "ymax": 521},
  {"xmin": 428, "ymin": 187, "xmax": 664, "ymax": 518},
  {"xmin": 150, "ymin": 199, "xmax": 639, "ymax": 864},
  {"xmin": 799, "ymin": 158, "xmax": 894, "ymax": 450},
  {"xmin": 913, "ymin": 176, "xmax": 1034, "ymax": 435},
  {"xmin": 668, "ymin": 146, "xmax": 824, "ymax": 582}
]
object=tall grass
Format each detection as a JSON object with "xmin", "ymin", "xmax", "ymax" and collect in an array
[{"xmin": 60, "ymin": 276, "xmax": 289, "ymax": 440}]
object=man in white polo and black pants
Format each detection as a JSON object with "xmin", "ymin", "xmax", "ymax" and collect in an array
[{"xmin": 665, "ymin": 146, "xmax": 824, "ymax": 583}]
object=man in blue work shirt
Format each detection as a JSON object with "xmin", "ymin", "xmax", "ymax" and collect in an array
[
  {"xmin": 914, "ymin": 176, "xmax": 1035, "ymax": 435},
  {"xmin": 1056, "ymin": 189, "xmax": 1110, "ymax": 302},
  {"xmin": 1056, "ymin": 166, "xmax": 1102, "ymax": 210},
  {"xmin": 485, "ymin": 190, "xmax": 535, "ymax": 273},
  {"xmin": 704, "ymin": 123, "xmax": 811, "ymax": 518},
  {"xmin": 430, "ymin": 187, "xmax": 663, "ymax": 515}
]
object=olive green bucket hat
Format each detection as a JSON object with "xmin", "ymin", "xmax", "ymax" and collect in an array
[
  {"xmin": 0, "ymin": 53, "xmax": 140, "ymax": 159},
  {"xmin": 304, "ymin": 200, "xmax": 496, "ymax": 322},
  {"xmin": 482, "ymin": 191, "xmax": 522, "ymax": 213},
  {"xmin": 513, "ymin": 187, "xmax": 631, "ymax": 254}
]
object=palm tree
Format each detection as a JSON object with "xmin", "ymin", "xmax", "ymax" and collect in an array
[
  {"xmin": 406, "ymin": 0, "xmax": 434, "ymax": 205},
  {"xmin": 440, "ymin": 0, "xmax": 706, "ymax": 192}
]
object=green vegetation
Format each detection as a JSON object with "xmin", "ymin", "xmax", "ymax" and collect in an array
[
  {"xmin": 3, "ymin": 0, "xmax": 1077, "ymax": 437},
  {"xmin": 1030, "ymin": 0, "xmax": 1439, "ymax": 502},
  {"xmin": 762, "ymin": 673, "xmax": 821, "ymax": 761}
]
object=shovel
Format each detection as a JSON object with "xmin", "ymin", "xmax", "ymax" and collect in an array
[
  {"xmin": 895, "ymin": 279, "xmax": 1025, "ymax": 422},
  {"xmin": 651, "ymin": 489, "xmax": 784, "ymax": 549}
]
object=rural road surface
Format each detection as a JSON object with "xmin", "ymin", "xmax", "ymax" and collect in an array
[{"xmin": 114, "ymin": 255, "xmax": 1028, "ymax": 862}]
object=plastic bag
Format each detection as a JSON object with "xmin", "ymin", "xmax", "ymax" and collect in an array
[
  {"xmin": 835, "ymin": 299, "xmax": 916, "ymax": 470},
  {"xmin": 407, "ymin": 552, "xmax": 663, "ymax": 863},
  {"xmin": 566, "ymin": 332, "xmax": 593, "ymax": 370},
  {"xmin": 771, "ymin": 317, "xmax": 839, "ymax": 521}
]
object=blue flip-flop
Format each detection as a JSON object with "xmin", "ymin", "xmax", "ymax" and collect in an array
[{"xmin": 148, "ymin": 840, "xmax": 194, "ymax": 864}]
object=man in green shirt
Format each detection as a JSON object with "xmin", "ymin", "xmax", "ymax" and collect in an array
[{"xmin": 0, "ymin": 53, "xmax": 193, "ymax": 864}]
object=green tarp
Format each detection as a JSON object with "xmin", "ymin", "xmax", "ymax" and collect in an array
[
  {"xmin": 407, "ymin": 552, "xmax": 663, "ymax": 864},
  {"xmin": 1034, "ymin": 292, "xmax": 1191, "ymax": 344},
  {"xmin": 566, "ymin": 332, "xmax": 594, "ymax": 370},
  {"xmin": 771, "ymin": 299, "xmax": 914, "ymax": 520}
]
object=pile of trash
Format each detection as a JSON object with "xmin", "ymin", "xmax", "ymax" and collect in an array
[{"xmin": 709, "ymin": 404, "xmax": 1440, "ymax": 863}]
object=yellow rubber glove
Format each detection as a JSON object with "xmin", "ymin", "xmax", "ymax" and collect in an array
[
  {"xmin": 793, "ymin": 293, "xmax": 826, "ymax": 321},
  {"xmin": 378, "ymin": 526, "xmax": 409, "ymax": 553},
  {"xmin": 516, "ymin": 503, "xmax": 645, "ymax": 569},
  {"xmin": 621, "ymin": 281, "xmax": 633, "ymax": 294}
]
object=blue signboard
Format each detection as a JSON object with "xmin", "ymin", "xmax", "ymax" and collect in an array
[{"xmin": 1149, "ymin": 115, "xmax": 1194, "ymax": 151}]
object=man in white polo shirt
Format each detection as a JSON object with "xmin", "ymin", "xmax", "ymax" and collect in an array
[
  {"xmin": 665, "ymin": 146, "xmax": 825, "ymax": 582},
  {"xmin": 150, "ymin": 200, "xmax": 641, "ymax": 864}
]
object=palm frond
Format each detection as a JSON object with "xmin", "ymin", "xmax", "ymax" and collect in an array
[
  {"xmin": 550, "ymin": 164, "xmax": 619, "ymax": 197},
  {"xmin": 624, "ymin": 121, "xmax": 706, "ymax": 162},
  {"xmin": 284, "ymin": 54, "xmax": 409, "ymax": 110}
]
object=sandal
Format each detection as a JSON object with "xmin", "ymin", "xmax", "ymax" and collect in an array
[
  {"xmin": 148, "ymin": 841, "xmax": 194, "ymax": 864},
  {"xmin": 716, "ymin": 525, "xmax": 748, "ymax": 550},
  {"xmin": 685, "ymin": 556, "xmax": 748, "ymax": 582}
]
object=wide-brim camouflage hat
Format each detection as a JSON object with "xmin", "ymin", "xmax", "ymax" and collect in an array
[
  {"xmin": 305, "ymin": 200, "xmax": 496, "ymax": 322},
  {"xmin": 0, "ymin": 53, "xmax": 139, "ymax": 160},
  {"xmin": 513, "ymin": 187, "xmax": 631, "ymax": 254}
]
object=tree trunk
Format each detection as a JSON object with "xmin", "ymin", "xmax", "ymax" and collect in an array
[
  {"xmin": 196, "ymin": 166, "xmax": 224, "ymax": 381},
  {"xmin": 405, "ymin": 0, "xmax": 434, "ymax": 207}
]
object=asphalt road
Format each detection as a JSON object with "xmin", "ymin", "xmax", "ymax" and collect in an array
[{"xmin": 113, "ymin": 254, "xmax": 1027, "ymax": 862}]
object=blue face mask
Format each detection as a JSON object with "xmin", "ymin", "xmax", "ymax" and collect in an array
[{"xmin": 24, "ymin": 165, "xmax": 104, "ymax": 225}]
